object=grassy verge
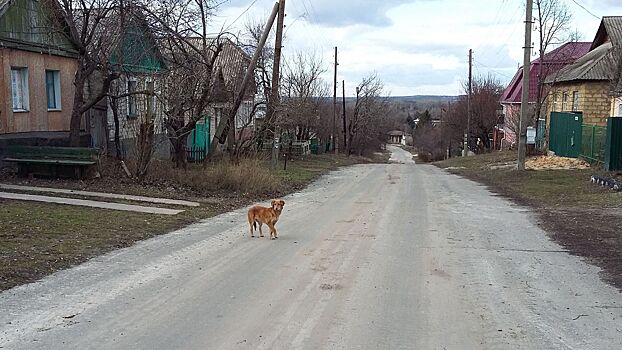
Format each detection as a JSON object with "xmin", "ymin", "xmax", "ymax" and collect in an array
[
  {"xmin": 435, "ymin": 152, "xmax": 622, "ymax": 289},
  {"xmin": 0, "ymin": 153, "xmax": 388, "ymax": 291}
]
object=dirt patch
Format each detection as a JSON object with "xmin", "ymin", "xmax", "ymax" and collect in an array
[{"xmin": 540, "ymin": 209, "xmax": 622, "ymax": 290}]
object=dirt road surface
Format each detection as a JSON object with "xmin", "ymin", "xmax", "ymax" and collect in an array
[{"xmin": 1, "ymin": 146, "xmax": 620, "ymax": 349}]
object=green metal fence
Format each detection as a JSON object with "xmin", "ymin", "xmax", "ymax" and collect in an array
[{"xmin": 580, "ymin": 124, "xmax": 607, "ymax": 164}]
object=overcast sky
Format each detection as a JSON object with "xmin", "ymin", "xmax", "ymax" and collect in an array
[{"xmin": 213, "ymin": 0, "xmax": 622, "ymax": 96}]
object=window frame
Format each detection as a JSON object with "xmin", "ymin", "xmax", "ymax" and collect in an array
[
  {"xmin": 551, "ymin": 92, "xmax": 558, "ymax": 112},
  {"xmin": 571, "ymin": 91, "xmax": 579, "ymax": 112},
  {"xmin": 45, "ymin": 70, "xmax": 62, "ymax": 111},
  {"xmin": 561, "ymin": 91, "xmax": 569, "ymax": 111},
  {"xmin": 10, "ymin": 67, "xmax": 30, "ymax": 112}
]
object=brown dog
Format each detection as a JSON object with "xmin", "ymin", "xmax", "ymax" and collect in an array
[{"xmin": 247, "ymin": 199, "xmax": 285, "ymax": 240}]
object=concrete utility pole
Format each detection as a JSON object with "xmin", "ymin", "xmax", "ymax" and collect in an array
[
  {"xmin": 207, "ymin": 2, "xmax": 279, "ymax": 161},
  {"xmin": 342, "ymin": 80, "xmax": 347, "ymax": 151},
  {"xmin": 464, "ymin": 49, "xmax": 472, "ymax": 157},
  {"xmin": 517, "ymin": 0, "xmax": 533, "ymax": 171},
  {"xmin": 333, "ymin": 46, "xmax": 338, "ymax": 153},
  {"xmin": 270, "ymin": 0, "xmax": 286, "ymax": 169}
]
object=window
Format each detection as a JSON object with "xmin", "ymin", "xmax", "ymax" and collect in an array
[
  {"xmin": 46, "ymin": 70, "xmax": 61, "ymax": 110},
  {"xmin": 552, "ymin": 92, "xmax": 558, "ymax": 112},
  {"xmin": 572, "ymin": 91, "xmax": 579, "ymax": 112},
  {"xmin": 127, "ymin": 80, "xmax": 137, "ymax": 117},
  {"xmin": 145, "ymin": 80, "xmax": 155, "ymax": 115},
  {"xmin": 11, "ymin": 67, "xmax": 29, "ymax": 111},
  {"xmin": 561, "ymin": 92, "xmax": 569, "ymax": 111}
]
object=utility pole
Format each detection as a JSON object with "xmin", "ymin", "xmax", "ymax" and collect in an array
[
  {"xmin": 270, "ymin": 0, "xmax": 286, "ymax": 169},
  {"xmin": 464, "ymin": 49, "xmax": 472, "ymax": 157},
  {"xmin": 342, "ymin": 80, "xmax": 347, "ymax": 152},
  {"xmin": 517, "ymin": 0, "xmax": 533, "ymax": 171},
  {"xmin": 333, "ymin": 46, "xmax": 338, "ymax": 154},
  {"xmin": 207, "ymin": 2, "xmax": 279, "ymax": 162}
]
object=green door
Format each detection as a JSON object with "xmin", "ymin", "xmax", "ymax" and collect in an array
[
  {"xmin": 188, "ymin": 116, "xmax": 210, "ymax": 160},
  {"xmin": 549, "ymin": 112, "xmax": 583, "ymax": 158}
]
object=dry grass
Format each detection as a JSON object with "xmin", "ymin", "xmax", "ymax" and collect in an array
[{"xmin": 146, "ymin": 158, "xmax": 280, "ymax": 197}]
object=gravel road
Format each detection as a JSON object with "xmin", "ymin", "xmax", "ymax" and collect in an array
[{"xmin": 1, "ymin": 145, "xmax": 620, "ymax": 349}]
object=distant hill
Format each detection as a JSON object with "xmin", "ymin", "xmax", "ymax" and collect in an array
[
  {"xmin": 387, "ymin": 95, "xmax": 459, "ymax": 103},
  {"xmin": 340, "ymin": 95, "xmax": 459, "ymax": 103}
]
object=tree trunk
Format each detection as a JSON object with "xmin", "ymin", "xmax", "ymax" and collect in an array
[
  {"xmin": 69, "ymin": 71, "xmax": 86, "ymax": 147},
  {"xmin": 172, "ymin": 134, "xmax": 188, "ymax": 169},
  {"xmin": 110, "ymin": 97, "xmax": 123, "ymax": 159}
]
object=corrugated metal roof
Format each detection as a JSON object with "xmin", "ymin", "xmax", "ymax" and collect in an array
[
  {"xmin": 501, "ymin": 42, "xmax": 591, "ymax": 104},
  {"xmin": 548, "ymin": 42, "xmax": 615, "ymax": 83},
  {"xmin": 591, "ymin": 16, "xmax": 622, "ymax": 50}
]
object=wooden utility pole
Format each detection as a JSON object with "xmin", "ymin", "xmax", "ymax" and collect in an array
[
  {"xmin": 333, "ymin": 46, "xmax": 338, "ymax": 153},
  {"xmin": 464, "ymin": 49, "xmax": 472, "ymax": 157},
  {"xmin": 342, "ymin": 80, "xmax": 347, "ymax": 151},
  {"xmin": 207, "ymin": 2, "xmax": 279, "ymax": 161},
  {"xmin": 270, "ymin": 0, "xmax": 286, "ymax": 169},
  {"xmin": 517, "ymin": 0, "xmax": 533, "ymax": 171}
]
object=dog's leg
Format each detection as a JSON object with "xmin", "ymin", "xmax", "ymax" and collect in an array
[
  {"xmin": 249, "ymin": 221, "xmax": 255, "ymax": 238},
  {"xmin": 258, "ymin": 223, "xmax": 264, "ymax": 238},
  {"xmin": 267, "ymin": 223, "xmax": 276, "ymax": 240}
]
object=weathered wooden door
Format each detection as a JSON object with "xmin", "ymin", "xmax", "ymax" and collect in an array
[
  {"xmin": 89, "ymin": 106, "xmax": 108, "ymax": 151},
  {"xmin": 549, "ymin": 112, "xmax": 582, "ymax": 158}
]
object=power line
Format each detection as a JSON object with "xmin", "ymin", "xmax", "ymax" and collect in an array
[
  {"xmin": 568, "ymin": 0, "xmax": 600, "ymax": 20},
  {"xmin": 224, "ymin": 0, "xmax": 262, "ymax": 31},
  {"xmin": 473, "ymin": 59, "xmax": 515, "ymax": 79}
]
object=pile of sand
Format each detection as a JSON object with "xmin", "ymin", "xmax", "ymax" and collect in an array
[{"xmin": 526, "ymin": 156, "xmax": 590, "ymax": 170}]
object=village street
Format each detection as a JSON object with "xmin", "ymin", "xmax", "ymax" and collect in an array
[{"xmin": 0, "ymin": 146, "xmax": 620, "ymax": 349}]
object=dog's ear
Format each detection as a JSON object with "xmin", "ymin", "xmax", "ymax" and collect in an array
[
  {"xmin": 271, "ymin": 199, "xmax": 277, "ymax": 208},
  {"xmin": 280, "ymin": 200, "xmax": 285, "ymax": 206}
]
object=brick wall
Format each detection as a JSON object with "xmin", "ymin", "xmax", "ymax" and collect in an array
[{"xmin": 547, "ymin": 81, "xmax": 613, "ymax": 126}]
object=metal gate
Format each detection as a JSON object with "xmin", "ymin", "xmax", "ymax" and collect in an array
[
  {"xmin": 549, "ymin": 112, "xmax": 583, "ymax": 158},
  {"xmin": 605, "ymin": 117, "xmax": 622, "ymax": 171}
]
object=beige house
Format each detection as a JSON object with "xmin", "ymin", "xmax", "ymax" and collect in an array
[{"xmin": 546, "ymin": 17, "xmax": 622, "ymax": 127}]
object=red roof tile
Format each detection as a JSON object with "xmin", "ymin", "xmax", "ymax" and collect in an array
[{"xmin": 500, "ymin": 42, "xmax": 591, "ymax": 104}]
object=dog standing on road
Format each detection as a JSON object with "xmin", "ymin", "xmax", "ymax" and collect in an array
[{"xmin": 247, "ymin": 199, "xmax": 285, "ymax": 240}]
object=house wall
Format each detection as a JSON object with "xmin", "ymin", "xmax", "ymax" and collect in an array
[
  {"xmin": 547, "ymin": 81, "xmax": 612, "ymax": 126},
  {"xmin": 0, "ymin": 48, "xmax": 77, "ymax": 135},
  {"xmin": 611, "ymin": 97, "xmax": 622, "ymax": 117}
]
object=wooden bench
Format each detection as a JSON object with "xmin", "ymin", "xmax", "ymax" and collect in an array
[{"xmin": 2, "ymin": 146, "xmax": 100, "ymax": 178}]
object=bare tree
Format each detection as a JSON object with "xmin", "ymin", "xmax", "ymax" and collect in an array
[
  {"xmin": 534, "ymin": 0, "xmax": 573, "ymax": 124},
  {"xmin": 279, "ymin": 51, "xmax": 328, "ymax": 141},
  {"xmin": 142, "ymin": 0, "xmax": 229, "ymax": 168},
  {"xmin": 447, "ymin": 75, "xmax": 504, "ymax": 152},
  {"xmin": 348, "ymin": 74, "xmax": 391, "ymax": 155},
  {"xmin": 46, "ymin": 0, "xmax": 125, "ymax": 147}
]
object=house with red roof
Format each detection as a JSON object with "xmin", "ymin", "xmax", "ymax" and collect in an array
[{"xmin": 499, "ymin": 42, "xmax": 591, "ymax": 148}]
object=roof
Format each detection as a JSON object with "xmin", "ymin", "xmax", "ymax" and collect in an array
[
  {"xmin": 548, "ymin": 17, "xmax": 622, "ymax": 85},
  {"xmin": 388, "ymin": 130, "xmax": 405, "ymax": 136},
  {"xmin": 501, "ymin": 42, "xmax": 591, "ymax": 104},
  {"xmin": 160, "ymin": 36, "xmax": 254, "ymax": 100},
  {"xmin": 0, "ymin": 0, "xmax": 79, "ymax": 57},
  {"xmin": 547, "ymin": 42, "xmax": 615, "ymax": 83},
  {"xmin": 0, "ymin": 0, "xmax": 10, "ymax": 17},
  {"xmin": 591, "ymin": 16, "xmax": 622, "ymax": 50}
]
